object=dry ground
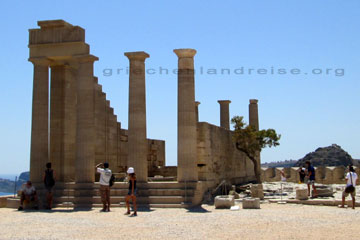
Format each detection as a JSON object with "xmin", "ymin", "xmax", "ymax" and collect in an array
[{"xmin": 1, "ymin": 203, "xmax": 360, "ymax": 240}]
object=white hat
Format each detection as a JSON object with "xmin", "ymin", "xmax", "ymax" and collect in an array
[{"xmin": 127, "ymin": 167, "xmax": 135, "ymax": 174}]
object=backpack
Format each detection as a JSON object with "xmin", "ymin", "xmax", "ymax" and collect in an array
[
  {"xmin": 109, "ymin": 174, "xmax": 115, "ymax": 187},
  {"xmin": 44, "ymin": 169, "xmax": 55, "ymax": 188}
]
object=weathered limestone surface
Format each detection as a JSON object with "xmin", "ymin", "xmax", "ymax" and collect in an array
[
  {"xmin": 218, "ymin": 100, "xmax": 231, "ymax": 130},
  {"xmin": 249, "ymin": 99, "xmax": 261, "ymax": 179},
  {"xmin": 214, "ymin": 195, "xmax": 235, "ymax": 209},
  {"xmin": 29, "ymin": 59, "xmax": 49, "ymax": 183},
  {"xmin": 262, "ymin": 166, "xmax": 354, "ymax": 185},
  {"xmin": 296, "ymin": 189, "xmax": 308, "ymax": 200},
  {"xmin": 125, "ymin": 51, "xmax": 149, "ymax": 182},
  {"xmin": 250, "ymin": 184, "xmax": 264, "ymax": 200},
  {"xmin": 196, "ymin": 122, "xmax": 256, "ymax": 186},
  {"xmin": 174, "ymin": 49, "xmax": 198, "ymax": 182},
  {"xmin": 242, "ymin": 198, "xmax": 260, "ymax": 209},
  {"xmin": 195, "ymin": 101, "xmax": 200, "ymax": 122},
  {"xmin": 75, "ymin": 57, "xmax": 98, "ymax": 183}
]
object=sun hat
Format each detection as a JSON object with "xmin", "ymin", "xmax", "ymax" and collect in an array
[{"xmin": 127, "ymin": 167, "xmax": 135, "ymax": 174}]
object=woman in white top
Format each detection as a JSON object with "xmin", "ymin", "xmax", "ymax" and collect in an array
[{"xmin": 339, "ymin": 165, "xmax": 358, "ymax": 209}]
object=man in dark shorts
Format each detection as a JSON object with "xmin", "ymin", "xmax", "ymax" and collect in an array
[
  {"xmin": 18, "ymin": 181, "xmax": 39, "ymax": 210},
  {"xmin": 43, "ymin": 162, "xmax": 56, "ymax": 209},
  {"xmin": 306, "ymin": 161, "xmax": 317, "ymax": 197}
]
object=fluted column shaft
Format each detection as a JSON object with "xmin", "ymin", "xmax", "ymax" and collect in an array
[
  {"xmin": 125, "ymin": 51, "xmax": 149, "ymax": 182},
  {"xmin": 29, "ymin": 58, "xmax": 50, "ymax": 183},
  {"xmin": 174, "ymin": 48, "xmax": 198, "ymax": 182},
  {"xmin": 249, "ymin": 99, "xmax": 261, "ymax": 175},
  {"xmin": 218, "ymin": 100, "xmax": 231, "ymax": 130},
  {"xmin": 75, "ymin": 55, "xmax": 98, "ymax": 183}
]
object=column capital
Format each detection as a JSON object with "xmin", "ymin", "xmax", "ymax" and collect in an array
[
  {"xmin": 28, "ymin": 57, "xmax": 52, "ymax": 66},
  {"xmin": 173, "ymin": 48, "xmax": 197, "ymax": 58},
  {"xmin": 124, "ymin": 51, "xmax": 150, "ymax": 61},
  {"xmin": 195, "ymin": 101, "xmax": 201, "ymax": 106},
  {"xmin": 218, "ymin": 100, "xmax": 231, "ymax": 105},
  {"xmin": 250, "ymin": 99, "xmax": 258, "ymax": 104}
]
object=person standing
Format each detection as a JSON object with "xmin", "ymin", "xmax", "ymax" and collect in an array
[
  {"xmin": 125, "ymin": 167, "xmax": 137, "ymax": 217},
  {"xmin": 306, "ymin": 161, "xmax": 317, "ymax": 197},
  {"xmin": 340, "ymin": 165, "xmax": 358, "ymax": 209},
  {"xmin": 43, "ymin": 162, "xmax": 56, "ymax": 210},
  {"xmin": 96, "ymin": 162, "xmax": 112, "ymax": 212},
  {"xmin": 298, "ymin": 167, "xmax": 306, "ymax": 184}
]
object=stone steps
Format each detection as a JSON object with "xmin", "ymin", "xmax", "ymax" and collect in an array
[
  {"xmin": 52, "ymin": 188, "xmax": 194, "ymax": 197},
  {"xmin": 54, "ymin": 196, "xmax": 190, "ymax": 205}
]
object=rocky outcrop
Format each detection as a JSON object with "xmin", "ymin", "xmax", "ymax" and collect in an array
[{"xmin": 295, "ymin": 144, "xmax": 354, "ymax": 167}]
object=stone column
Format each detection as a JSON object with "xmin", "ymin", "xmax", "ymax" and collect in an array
[
  {"xmin": 249, "ymin": 99, "xmax": 259, "ymax": 131},
  {"xmin": 218, "ymin": 100, "xmax": 231, "ymax": 130},
  {"xmin": 195, "ymin": 101, "xmax": 200, "ymax": 122},
  {"xmin": 249, "ymin": 99, "xmax": 261, "ymax": 179},
  {"xmin": 125, "ymin": 51, "xmax": 149, "ymax": 182},
  {"xmin": 75, "ymin": 55, "xmax": 98, "ymax": 183},
  {"xmin": 29, "ymin": 58, "xmax": 50, "ymax": 183},
  {"xmin": 174, "ymin": 48, "xmax": 198, "ymax": 182}
]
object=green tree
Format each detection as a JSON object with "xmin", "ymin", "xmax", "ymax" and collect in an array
[{"xmin": 231, "ymin": 116, "xmax": 281, "ymax": 183}]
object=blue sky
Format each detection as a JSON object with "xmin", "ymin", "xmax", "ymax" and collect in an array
[{"xmin": 0, "ymin": 0, "xmax": 359, "ymax": 175}]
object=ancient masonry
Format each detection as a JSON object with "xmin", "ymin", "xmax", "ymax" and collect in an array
[
  {"xmin": 262, "ymin": 166, "xmax": 360, "ymax": 184},
  {"xmin": 24, "ymin": 20, "xmax": 259, "ymax": 208}
]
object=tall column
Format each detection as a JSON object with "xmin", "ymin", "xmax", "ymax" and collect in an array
[
  {"xmin": 218, "ymin": 100, "xmax": 231, "ymax": 130},
  {"xmin": 249, "ymin": 99, "xmax": 259, "ymax": 131},
  {"xmin": 249, "ymin": 99, "xmax": 261, "ymax": 177},
  {"xmin": 174, "ymin": 48, "xmax": 198, "ymax": 182},
  {"xmin": 195, "ymin": 101, "xmax": 200, "ymax": 122},
  {"xmin": 75, "ymin": 55, "xmax": 98, "ymax": 183},
  {"xmin": 62, "ymin": 65, "xmax": 77, "ymax": 182},
  {"xmin": 125, "ymin": 51, "xmax": 149, "ymax": 182},
  {"xmin": 29, "ymin": 58, "xmax": 50, "ymax": 183},
  {"xmin": 50, "ymin": 65, "xmax": 65, "ymax": 182}
]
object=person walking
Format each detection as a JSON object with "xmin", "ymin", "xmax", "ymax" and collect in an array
[
  {"xmin": 306, "ymin": 161, "xmax": 317, "ymax": 198},
  {"xmin": 125, "ymin": 167, "xmax": 137, "ymax": 217},
  {"xmin": 43, "ymin": 162, "xmax": 56, "ymax": 210},
  {"xmin": 340, "ymin": 165, "xmax": 358, "ymax": 209},
  {"xmin": 96, "ymin": 162, "xmax": 112, "ymax": 212}
]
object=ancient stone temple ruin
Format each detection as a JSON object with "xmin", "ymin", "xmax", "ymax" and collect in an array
[{"xmin": 27, "ymin": 20, "xmax": 259, "ymax": 208}]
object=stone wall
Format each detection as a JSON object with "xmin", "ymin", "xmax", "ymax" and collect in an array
[
  {"xmin": 197, "ymin": 122, "xmax": 256, "ymax": 188},
  {"xmin": 93, "ymin": 79, "xmax": 165, "ymax": 176},
  {"xmin": 261, "ymin": 166, "xmax": 360, "ymax": 184}
]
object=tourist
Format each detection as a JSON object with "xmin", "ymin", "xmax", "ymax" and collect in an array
[
  {"xmin": 43, "ymin": 162, "xmax": 56, "ymax": 210},
  {"xmin": 125, "ymin": 167, "xmax": 137, "ymax": 217},
  {"xmin": 96, "ymin": 162, "xmax": 112, "ymax": 212},
  {"xmin": 298, "ymin": 167, "xmax": 306, "ymax": 183},
  {"xmin": 18, "ymin": 181, "xmax": 38, "ymax": 210},
  {"xmin": 280, "ymin": 169, "xmax": 286, "ymax": 182},
  {"xmin": 306, "ymin": 161, "xmax": 317, "ymax": 197},
  {"xmin": 339, "ymin": 165, "xmax": 358, "ymax": 209}
]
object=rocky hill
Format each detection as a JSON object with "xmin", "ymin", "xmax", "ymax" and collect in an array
[
  {"xmin": 295, "ymin": 144, "xmax": 354, "ymax": 167},
  {"xmin": 0, "ymin": 171, "xmax": 29, "ymax": 193}
]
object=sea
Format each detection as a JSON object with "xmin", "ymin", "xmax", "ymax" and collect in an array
[{"xmin": 0, "ymin": 192, "xmax": 12, "ymax": 196}]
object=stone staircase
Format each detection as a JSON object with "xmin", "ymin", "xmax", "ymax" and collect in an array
[{"xmin": 7, "ymin": 182, "xmax": 197, "ymax": 209}]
